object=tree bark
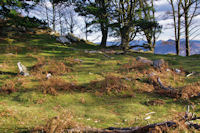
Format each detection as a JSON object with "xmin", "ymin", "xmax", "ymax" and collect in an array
[
  {"xmin": 121, "ymin": 28, "xmax": 130, "ymax": 52},
  {"xmin": 100, "ymin": 24, "xmax": 108, "ymax": 48},
  {"xmin": 52, "ymin": 3, "xmax": 56, "ymax": 31},
  {"xmin": 185, "ymin": 11, "xmax": 190, "ymax": 56}
]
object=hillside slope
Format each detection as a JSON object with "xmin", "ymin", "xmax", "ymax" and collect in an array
[{"xmin": 0, "ymin": 27, "xmax": 200, "ymax": 132}]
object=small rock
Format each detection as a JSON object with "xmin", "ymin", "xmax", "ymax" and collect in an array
[
  {"xmin": 74, "ymin": 59, "xmax": 83, "ymax": 62},
  {"xmin": 124, "ymin": 77, "xmax": 131, "ymax": 81},
  {"xmin": 144, "ymin": 116, "xmax": 151, "ymax": 120},
  {"xmin": 175, "ymin": 69, "xmax": 181, "ymax": 74},
  {"xmin": 66, "ymin": 33, "xmax": 79, "ymax": 42},
  {"xmin": 136, "ymin": 56, "xmax": 153, "ymax": 65},
  {"xmin": 88, "ymin": 50, "xmax": 97, "ymax": 54},
  {"xmin": 145, "ymin": 112, "xmax": 156, "ymax": 115},
  {"xmin": 148, "ymin": 72, "xmax": 156, "ymax": 77},
  {"xmin": 153, "ymin": 59, "xmax": 165, "ymax": 68},
  {"xmin": 46, "ymin": 73, "xmax": 52, "ymax": 79},
  {"xmin": 56, "ymin": 36, "xmax": 71, "ymax": 44}
]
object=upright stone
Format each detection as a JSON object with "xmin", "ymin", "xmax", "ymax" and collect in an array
[{"xmin": 17, "ymin": 62, "xmax": 29, "ymax": 76}]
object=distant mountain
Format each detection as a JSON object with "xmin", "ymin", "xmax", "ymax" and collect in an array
[{"xmin": 104, "ymin": 39, "xmax": 200, "ymax": 56}]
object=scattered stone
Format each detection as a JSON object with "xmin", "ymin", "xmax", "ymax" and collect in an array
[
  {"xmin": 50, "ymin": 31, "xmax": 59, "ymax": 36},
  {"xmin": 104, "ymin": 54, "xmax": 112, "ymax": 58},
  {"xmin": 66, "ymin": 33, "xmax": 79, "ymax": 42},
  {"xmin": 89, "ymin": 72, "xmax": 93, "ymax": 75},
  {"xmin": 46, "ymin": 73, "xmax": 52, "ymax": 79},
  {"xmin": 145, "ymin": 112, "xmax": 156, "ymax": 115},
  {"xmin": 175, "ymin": 69, "xmax": 181, "ymax": 74},
  {"xmin": 88, "ymin": 50, "xmax": 97, "ymax": 54},
  {"xmin": 146, "ymin": 99, "xmax": 165, "ymax": 106},
  {"xmin": 56, "ymin": 36, "xmax": 71, "ymax": 44},
  {"xmin": 124, "ymin": 77, "xmax": 132, "ymax": 81},
  {"xmin": 74, "ymin": 59, "xmax": 83, "ymax": 62},
  {"xmin": 17, "ymin": 62, "xmax": 29, "ymax": 76},
  {"xmin": 136, "ymin": 56, "xmax": 153, "ymax": 65},
  {"xmin": 84, "ymin": 50, "xmax": 103, "ymax": 54},
  {"xmin": 186, "ymin": 72, "xmax": 195, "ymax": 77},
  {"xmin": 153, "ymin": 59, "xmax": 165, "ymax": 68},
  {"xmin": 6, "ymin": 53, "xmax": 14, "ymax": 56},
  {"xmin": 144, "ymin": 116, "xmax": 151, "ymax": 120},
  {"xmin": 148, "ymin": 72, "xmax": 156, "ymax": 77}
]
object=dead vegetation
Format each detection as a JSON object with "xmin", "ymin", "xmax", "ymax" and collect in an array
[
  {"xmin": 148, "ymin": 75, "xmax": 200, "ymax": 100},
  {"xmin": 0, "ymin": 79, "xmax": 22, "ymax": 94},
  {"xmin": 119, "ymin": 57, "xmax": 200, "ymax": 100},
  {"xmin": 31, "ymin": 111, "xmax": 80, "ymax": 133},
  {"xmin": 40, "ymin": 77, "xmax": 81, "ymax": 95},
  {"xmin": 89, "ymin": 75, "xmax": 133, "ymax": 95},
  {"xmin": 31, "ymin": 57, "xmax": 71, "ymax": 76},
  {"xmin": 30, "ymin": 111, "xmax": 200, "ymax": 133}
]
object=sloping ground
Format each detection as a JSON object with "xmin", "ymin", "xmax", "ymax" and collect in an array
[{"xmin": 0, "ymin": 27, "xmax": 200, "ymax": 132}]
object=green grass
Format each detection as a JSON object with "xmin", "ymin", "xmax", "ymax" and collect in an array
[{"xmin": 0, "ymin": 32, "xmax": 200, "ymax": 132}]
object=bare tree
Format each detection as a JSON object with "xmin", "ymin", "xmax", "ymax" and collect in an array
[
  {"xmin": 168, "ymin": 0, "xmax": 182, "ymax": 55},
  {"xmin": 63, "ymin": 7, "xmax": 78, "ymax": 34},
  {"xmin": 181, "ymin": 0, "xmax": 200, "ymax": 56}
]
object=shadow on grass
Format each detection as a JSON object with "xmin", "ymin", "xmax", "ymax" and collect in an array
[{"xmin": 0, "ymin": 71, "xmax": 18, "ymax": 76}]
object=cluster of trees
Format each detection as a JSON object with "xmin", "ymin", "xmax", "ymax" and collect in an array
[{"xmin": 1, "ymin": 0, "xmax": 200, "ymax": 56}]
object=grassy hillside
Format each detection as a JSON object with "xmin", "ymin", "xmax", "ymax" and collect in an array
[{"xmin": 0, "ymin": 28, "xmax": 200, "ymax": 132}]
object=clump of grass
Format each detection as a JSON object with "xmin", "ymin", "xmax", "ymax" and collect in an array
[
  {"xmin": 40, "ymin": 77, "xmax": 80, "ymax": 95},
  {"xmin": 90, "ymin": 75, "xmax": 133, "ymax": 95}
]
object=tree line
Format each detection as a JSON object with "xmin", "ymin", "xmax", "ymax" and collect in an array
[{"xmin": 1, "ymin": 0, "xmax": 200, "ymax": 56}]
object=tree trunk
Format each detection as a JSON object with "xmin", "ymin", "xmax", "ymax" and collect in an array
[
  {"xmin": 52, "ymin": 3, "xmax": 56, "ymax": 31},
  {"xmin": 59, "ymin": 11, "xmax": 62, "ymax": 35},
  {"xmin": 121, "ymin": 26, "xmax": 130, "ymax": 52},
  {"xmin": 175, "ymin": 40, "xmax": 180, "ymax": 55},
  {"xmin": 184, "ymin": 5, "xmax": 190, "ymax": 56},
  {"xmin": 176, "ymin": 0, "xmax": 181, "ymax": 55},
  {"xmin": 100, "ymin": 24, "xmax": 108, "ymax": 48},
  {"xmin": 45, "ymin": 4, "xmax": 50, "ymax": 27}
]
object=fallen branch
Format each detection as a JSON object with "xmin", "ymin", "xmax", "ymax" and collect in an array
[{"xmin": 157, "ymin": 77, "xmax": 174, "ymax": 90}]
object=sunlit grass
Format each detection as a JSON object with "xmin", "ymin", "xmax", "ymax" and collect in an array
[{"xmin": 0, "ymin": 31, "xmax": 200, "ymax": 132}]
